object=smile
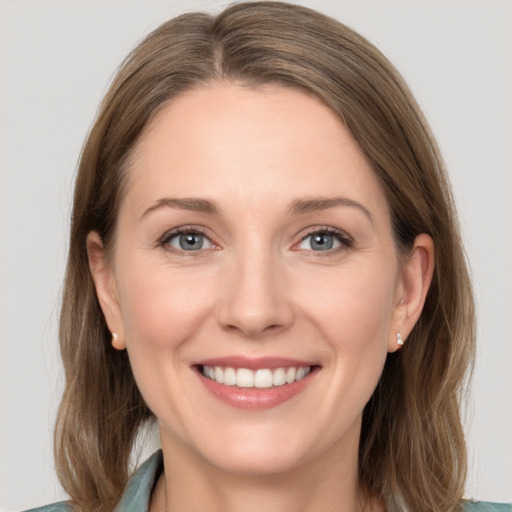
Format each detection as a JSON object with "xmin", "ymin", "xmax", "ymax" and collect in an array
[
  {"xmin": 201, "ymin": 365, "xmax": 312, "ymax": 388},
  {"xmin": 194, "ymin": 357, "xmax": 319, "ymax": 410}
]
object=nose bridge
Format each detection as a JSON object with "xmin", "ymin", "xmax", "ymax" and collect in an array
[{"xmin": 217, "ymin": 242, "xmax": 293, "ymax": 337}]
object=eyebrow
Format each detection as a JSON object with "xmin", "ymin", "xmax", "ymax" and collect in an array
[
  {"xmin": 288, "ymin": 197, "xmax": 373, "ymax": 223},
  {"xmin": 141, "ymin": 197, "xmax": 220, "ymax": 219},
  {"xmin": 140, "ymin": 196, "xmax": 373, "ymax": 223}
]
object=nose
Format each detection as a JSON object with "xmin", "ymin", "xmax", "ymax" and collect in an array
[{"xmin": 216, "ymin": 249, "xmax": 294, "ymax": 339}]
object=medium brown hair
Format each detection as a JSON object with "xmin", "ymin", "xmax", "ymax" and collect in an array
[{"xmin": 55, "ymin": 2, "xmax": 475, "ymax": 511}]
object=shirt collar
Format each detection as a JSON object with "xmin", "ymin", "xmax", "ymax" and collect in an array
[{"xmin": 114, "ymin": 450, "xmax": 163, "ymax": 512}]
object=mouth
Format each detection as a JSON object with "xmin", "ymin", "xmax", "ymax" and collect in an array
[
  {"xmin": 192, "ymin": 358, "xmax": 320, "ymax": 410},
  {"xmin": 199, "ymin": 364, "xmax": 313, "ymax": 388}
]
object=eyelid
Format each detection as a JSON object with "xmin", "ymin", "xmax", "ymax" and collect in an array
[
  {"xmin": 293, "ymin": 226, "xmax": 354, "ymax": 253},
  {"xmin": 156, "ymin": 224, "xmax": 353, "ymax": 255},
  {"xmin": 157, "ymin": 225, "xmax": 219, "ymax": 254}
]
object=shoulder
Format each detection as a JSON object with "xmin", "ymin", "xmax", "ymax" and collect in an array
[
  {"xmin": 464, "ymin": 501, "xmax": 512, "ymax": 511},
  {"xmin": 113, "ymin": 449, "xmax": 163, "ymax": 511},
  {"xmin": 21, "ymin": 451, "xmax": 163, "ymax": 512},
  {"xmin": 22, "ymin": 503, "xmax": 72, "ymax": 512}
]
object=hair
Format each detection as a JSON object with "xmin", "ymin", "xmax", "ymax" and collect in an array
[{"xmin": 55, "ymin": 2, "xmax": 475, "ymax": 511}]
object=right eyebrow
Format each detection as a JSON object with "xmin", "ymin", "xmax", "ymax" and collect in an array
[
  {"xmin": 288, "ymin": 197, "xmax": 374, "ymax": 224},
  {"xmin": 140, "ymin": 197, "xmax": 220, "ymax": 219}
]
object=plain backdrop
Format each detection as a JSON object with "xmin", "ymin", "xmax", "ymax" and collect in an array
[{"xmin": 1, "ymin": 0, "xmax": 511, "ymax": 510}]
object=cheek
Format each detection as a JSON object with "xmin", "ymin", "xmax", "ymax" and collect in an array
[
  {"xmin": 298, "ymin": 262, "xmax": 397, "ymax": 347},
  {"xmin": 116, "ymin": 259, "xmax": 217, "ymax": 352},
  {"xmin": 298, "ymin": 260, "xmax": 396, "ymax": 408},
  {"xmin": 114, "ymin": 260, "xmax": 218, "ymax": 422}
]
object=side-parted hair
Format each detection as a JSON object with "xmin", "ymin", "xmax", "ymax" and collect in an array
[{"xmin": 55, "ymin": 2, "xmax": 475, "ymax": 511}]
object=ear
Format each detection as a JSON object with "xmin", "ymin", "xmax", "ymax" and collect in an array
[
  {"xmin": 86, "ymin": 231, "xmax": 126, "ymax": 350},
  {"xmin": 388, "ymin": 233, "xmax": 435, "ymax": 352}
]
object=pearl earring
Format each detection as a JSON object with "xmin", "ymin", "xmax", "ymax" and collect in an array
[
  {"xmin": 111, "ymin": 332, "xmax": 126, "ymax": 351},
  {"xmin": 396, "ymin": 332, "xmax": 404, "ymax": 346}
]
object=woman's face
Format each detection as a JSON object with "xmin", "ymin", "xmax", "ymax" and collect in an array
[{"xmin": 90, "ymin": 83, "xmax": 423, "ymax": 476}]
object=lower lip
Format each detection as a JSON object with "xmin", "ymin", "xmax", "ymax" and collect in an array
[{"xmin": 195, "ymin": 368, "xmax": 318, "ymax": 411}]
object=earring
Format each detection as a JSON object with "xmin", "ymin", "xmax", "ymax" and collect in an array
[
  {"xmin": 396, "ymin": 332, "xmax": 404, "ymax": 346},
  {"xmin": 111, "ymin": 332, "xmax": 126, "ymax": 351}
]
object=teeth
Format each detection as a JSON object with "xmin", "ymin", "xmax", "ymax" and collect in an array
[
  {"xmin": 236, "ymin": 368, "xmax": 254, "ymax": 388},
  {"xmin": 285, "ymin": 367, "xmax": 296, "ymax": 384},
  {"xmin": 272, "ymin": 367, "xmax": 286, "ymax": 386},
  {"xmin": 223, "ymin": 367, "xmax": 236, "ymax": 386},
  {"xmin": 202, "ymin": 365, "xmax": 311, "ymax": 388},
  {"xmin": 214, "ymin": 366, "xmax": 224, "ymax": 384},
  {"xmin": 254, "ymin": 369, "xmax": 273, "ymax": 388}
]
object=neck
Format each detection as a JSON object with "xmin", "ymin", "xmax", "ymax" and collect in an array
[{"xmin": 151, "ymin": 429, "xmax": 384, "ymax": 512}]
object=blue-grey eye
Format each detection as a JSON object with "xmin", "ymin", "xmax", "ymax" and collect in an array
[
  {"xmin": 299, "ymin": 232, "xmax": 341, "ymax": 251},
  {"xmin": 168, "ymin": 232, "xmax": 212, "ymax": 251}
]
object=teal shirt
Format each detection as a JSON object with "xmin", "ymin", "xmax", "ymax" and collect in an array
[
  {"xmin": 25, "ymin": 452, "xmax": 162, "ymax": 512},
  {"xmin": 25, "ymin": 450, "xmax": 511, "ymax": 511}
]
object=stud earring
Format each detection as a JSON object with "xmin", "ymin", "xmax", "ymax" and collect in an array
[
  {"xmin": 111, "ymin": 332, "xmax": 126, "ymax": 351},
  {"xmin": 396, "ymin": 332, "xmax": 404, "ymax": 346}
]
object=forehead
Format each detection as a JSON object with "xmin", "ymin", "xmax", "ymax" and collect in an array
[{"xmin": 123, "ymin": 82, "xmax": 389, "ymax": 219}]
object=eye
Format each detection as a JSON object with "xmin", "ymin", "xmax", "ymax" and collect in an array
[
  {"xmin": 297, "ymin": 229, "xmax": 352, "ymax": 252},
  {"xmin": 161, "ymin": 229, "xmax": 215, "ymax": 252}
]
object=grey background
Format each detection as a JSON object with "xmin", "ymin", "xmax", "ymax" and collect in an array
[{"xmin": 1, "ymin": 0, "xmax": 511, "ymax": 509}]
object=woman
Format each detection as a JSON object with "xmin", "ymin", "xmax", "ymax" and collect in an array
[{"xmin": 27, "ymin": 2, "xmax": 510, "ymax": 512}]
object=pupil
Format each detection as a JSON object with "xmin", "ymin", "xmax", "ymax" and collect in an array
[
  {"xmin": 311, "ymin": 233, "xmax": 333, "ymax": 250},
  {"xmin": 179, "ymin": 233, "xmax": 202, "ymax": 250}
]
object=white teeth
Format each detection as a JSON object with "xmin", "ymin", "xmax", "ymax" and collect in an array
[
  {"xmin": 285, "ymin": 367, "xmax": 296, "ymax": 384},
  {"xmin": 214, "ymin": 366, "xmax": 224, "ymax": 384},
  {"xmin": 236, "ymin": 368, "xmax": 254, "ymax": 388},
  {"xmin": 223, "ymin": 367, "xmax": 236, "ymax": 386},
  {"xmin": 272, "ymin": 367, "xmax": 286, "ymax": 386},
  {"xmin": 202, "ymin": 365, "xmax": 312, "ymax": 388},
  {"xmin": 254, "ymin": 369, "xmax": 273, "ymax": 388}
]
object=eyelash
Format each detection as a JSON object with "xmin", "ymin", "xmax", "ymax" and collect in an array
[
  {"xmin": 297, "ymin": 227, "xmax": 354, "ymax": 255},
  {"xmin": 157, "ymin": 226, "xmax": 354, "ymax": 256},
  {"xmin": 158, "ymin": 226, "xmax": 214, "ymax": 256}
]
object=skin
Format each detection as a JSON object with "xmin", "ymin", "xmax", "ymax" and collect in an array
[{"xmin": 88, "ymin": 83, "xmax": 434, "ymax": 512}]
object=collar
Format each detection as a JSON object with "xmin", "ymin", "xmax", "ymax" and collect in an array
[{"xmin": 113, "ymin": 450, "xmax": 163, "ymax": 512}]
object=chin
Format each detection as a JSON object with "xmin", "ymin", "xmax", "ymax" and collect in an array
[
  {"xmin": 201, "ymin": 441, "xmax": 311, "ymax": 477},
  {"xmin": 178, "ymin": 417, "xmax": 344, "ymax": 478}
]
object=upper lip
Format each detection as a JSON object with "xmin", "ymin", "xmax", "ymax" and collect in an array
[{"xmin": 192, "ymin": 356, "xmax": 319, "ymax": 370}]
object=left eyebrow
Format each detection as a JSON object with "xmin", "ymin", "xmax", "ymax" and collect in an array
[
  {"xmin": 140, "ymin": 197, "xmax": 220, "ymax": 219},
  {"xmin": 288, "ymin": 197, "xmax": 373, "ymax": 224}
]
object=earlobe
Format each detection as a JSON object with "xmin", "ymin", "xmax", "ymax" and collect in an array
[
  {"xmin": 389, "ymin": 234, "xmax": 435, "ymax": 352},
  {"xmin": 86, "ymin": 231, "xmax": 126, "ymax": 350}
]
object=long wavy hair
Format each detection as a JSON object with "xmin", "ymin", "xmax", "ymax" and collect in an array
[{"xmin": 55, "ymin": 2, "xmax": 475, "ymax": 511}]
